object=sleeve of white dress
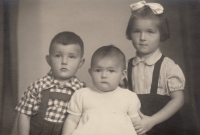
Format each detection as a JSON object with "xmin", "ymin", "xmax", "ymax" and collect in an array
[
  {"xmin": 67, "ymin": 89, "xmax": 84, "ymax": 116},
  {"xmin": 127, "ymin": 92, "xmax": 141, "ymax": 118}
]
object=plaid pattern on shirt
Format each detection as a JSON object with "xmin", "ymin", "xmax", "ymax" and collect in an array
[{"xmin": 15, "ymin": 71, "xmax": 86, "ymax": 123}]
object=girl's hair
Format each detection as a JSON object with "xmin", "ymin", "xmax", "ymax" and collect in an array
[{"xmin": 126, "ymin": 6, "xmax": 170, "ymax": 42}]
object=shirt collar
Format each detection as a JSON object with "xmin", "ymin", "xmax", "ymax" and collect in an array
[
  {"xmin": 132, "ymin": 48, "xmax": 162, "ymax": 66},
  {"xmin": 42, "ymin": 71, "xmax": 84, "ymax": 91}
]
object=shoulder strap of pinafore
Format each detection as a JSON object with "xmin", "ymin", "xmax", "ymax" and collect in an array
[
  {"xmin": 127, "ymin": 55, "xmax": 165, "ymax": 93},
  {"xmin": 127, "ymin": 57, "xmax": 134, "ymax": 91},
  {"xmin": 151, "ymin": 55, "xmax": 165, "ymax": 94}
]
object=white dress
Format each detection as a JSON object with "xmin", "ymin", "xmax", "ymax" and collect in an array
[{"xmin": 67, "ymin": 86, "xmax": 141, "ymax": 135}]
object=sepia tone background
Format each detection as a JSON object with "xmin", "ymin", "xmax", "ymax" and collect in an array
[{"xmin": 0, "ymin": 0, "xmax": 200, "ymax": 135}]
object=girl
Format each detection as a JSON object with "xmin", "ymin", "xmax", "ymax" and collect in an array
[
  {"xmin": 62, "ymin": 45, "xmax": 143, "ymax": 135},
  {"xmin": 126, "ymin": 1, "xmax": 185, "ymax": 135}
]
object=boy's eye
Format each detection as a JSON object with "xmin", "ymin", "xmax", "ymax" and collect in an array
[
  {"xmin": 55, "ymin": 54, "xmax": 61, "ymax": 57},
  {"xmin": 69, "ymin": 55, "xmax": 76, "ymax": 59},
  {"xmin": 95, "ymin": 69, "xmax": 101, "ymax": 72}
]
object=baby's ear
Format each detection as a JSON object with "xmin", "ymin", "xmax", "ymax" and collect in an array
[
  {"xmin": 122, "ymin": 70, "xmax": 127, "ymax": 80},
  {"xmin": 78, "ymin": 58, "xmax": 85, "ymax": 68},
  {"xmin": 88, "ymin": 68, "xmax": 92, "ymax": 76},
  {"xmin": 46, "ymin": 55, "xmax": 51, "ymax": 66}
]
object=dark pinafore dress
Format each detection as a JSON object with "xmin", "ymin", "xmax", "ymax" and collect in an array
[
  {"xmin": 30, "ymin": 89, "xmax": 74, "ymax": 135},
  {"xmin": 127, "ymin": 55, "xmax": 185, "ymax": 135}
]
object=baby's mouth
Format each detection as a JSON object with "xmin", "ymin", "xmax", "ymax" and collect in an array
[{"xmin": 101, "ymin": 81, "xmax": 108, "ymax": 84}]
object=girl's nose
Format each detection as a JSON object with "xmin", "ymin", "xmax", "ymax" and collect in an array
[
  {"xmin": 140, "ymin": 33, "xmax": 146, "ymax": 41},
  {"xmin": 61, "ymin": 57, "xmax": 68, "ymax": 65}
]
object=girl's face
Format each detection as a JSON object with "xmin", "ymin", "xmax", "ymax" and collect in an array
[{"xmin": 131, "ymin": 18, "xmax": 160, "ymax": 59}]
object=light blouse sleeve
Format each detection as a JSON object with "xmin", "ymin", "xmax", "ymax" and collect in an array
[
  {"xmin": 67, "ymin": 89, "xmax": 84, "ymax": 116},
  {"xmin": 128, "ymin": 92, "xmax": 141, "ymax": 118},
  {"xmin": 166, "ymin": 61, "xmax": 185, "ymax": 92}
]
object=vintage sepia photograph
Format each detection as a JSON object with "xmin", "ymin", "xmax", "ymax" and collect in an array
[{"xmin": 0, "ymin": 0, "xmax": 200, "ymax": 135}]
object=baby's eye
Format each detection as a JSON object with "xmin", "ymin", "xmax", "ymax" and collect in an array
[{"xmin": 109, "ymin": 70, "xmax": 115, "ymax": 73}]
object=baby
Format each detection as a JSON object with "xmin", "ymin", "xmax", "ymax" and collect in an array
[{"xmin": 62, "ymin": 45, "xmax": 142, "ymax": 135}]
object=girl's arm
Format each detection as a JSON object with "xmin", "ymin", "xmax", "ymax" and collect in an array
[
  {"xmin": 18, "ymin": 113, "xmax": 31, "ymax": 135},
  {"xmin": 136, "ymin": 90, "xmax": 184, "ymax": 134},
  {"xmin": 62, "ymin": 114, "xmax": 81, "ymax": 135}
]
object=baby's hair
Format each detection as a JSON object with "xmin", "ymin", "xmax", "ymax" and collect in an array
[
  {"xmin": 49, "ymin": 31, "xmax": 84, "ymax": 56},
  {"xmin": 126, "ymin": 6, "xmax": 170, "ymax": 42},
  {"xmin": 91, "ymin": 45, "xmax": 126, "ymax": 70}
]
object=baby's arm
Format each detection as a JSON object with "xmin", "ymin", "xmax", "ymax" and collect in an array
[
  {"xmin": 18, "ymin": 113, "xmax": 31, "ymax": 135},
  {"xmin": 137, "ymin": 90, "xmax": 184, "ymax": 134},
  {"xmin": 62, "ymin": 114, "xmax": 81, "ymax": 135}
]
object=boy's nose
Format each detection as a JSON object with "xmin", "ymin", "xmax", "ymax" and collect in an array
[{"xmin": 62, "ymin": 57, "xmax": 68, "ymax": 65}]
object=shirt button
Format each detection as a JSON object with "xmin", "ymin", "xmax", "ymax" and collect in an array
[{"xmin": 141, "ymin": 76, "xmax": 144, "ymax": 80}]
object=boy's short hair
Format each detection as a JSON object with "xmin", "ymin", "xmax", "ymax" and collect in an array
[
  {"xmin": 91, "ymin": 45, "xmax": 126, "ymax": 70},
  {"xmin": 126, "ymin": 6, "xmax": 170, "ymax": 42},
  {"xmin": 49, "ymin": 31, "xmax": 84, "ymax": 57}
]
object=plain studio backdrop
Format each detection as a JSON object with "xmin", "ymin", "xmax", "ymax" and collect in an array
[{"xmin": 0, "ymin": 0, "xmax": 200, "ymax": 135}]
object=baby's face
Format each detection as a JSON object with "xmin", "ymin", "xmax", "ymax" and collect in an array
[
  {"xmin": 46, "ymin": 43, "xmax": 84, "ymax": 82},
  {"xmin": 89, "ymin": 57, "xmax": 125, "ymax": 92}
]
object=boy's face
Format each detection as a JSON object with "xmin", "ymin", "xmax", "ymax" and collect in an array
[
  {"xmin": 89, "ymin": 57, "xmax": 126, "ymax": 92},
  {"xmin": 131, "ymin": 18, "xmax": 160, "ymax": 59},
  {"xmin": 46, "ymin": 43, "xmax": 84, "ymax": 82}
]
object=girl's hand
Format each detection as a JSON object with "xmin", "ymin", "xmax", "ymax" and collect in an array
[
  {"xmin": 138, "ymin": 111, "xmax": 156, "ymax": 133},
  {"xmin": 133, "ymin": 123, "xmax": 146, "ymax": 135}
]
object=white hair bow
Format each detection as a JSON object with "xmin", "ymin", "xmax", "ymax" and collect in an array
[{"xmin": 130, "ymin": 1, "xmax": 164, "ymax": 14}]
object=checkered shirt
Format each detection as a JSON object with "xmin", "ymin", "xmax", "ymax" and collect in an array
[{"xmin": 15, "ymin": 71, "xmax": 86, "ymax": 123}]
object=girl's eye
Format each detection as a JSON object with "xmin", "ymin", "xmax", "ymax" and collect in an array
[
  {"xmin": 147, "ymin": 31, "xmax": 154, "ymax": 34},
  {"xmin": 132, "ymin": 30, "xmax": 140, "ymax": 34}
]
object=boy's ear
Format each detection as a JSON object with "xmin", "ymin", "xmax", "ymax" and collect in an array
[
  {"xmin": 78, "ymin": 58, "xmax": 85, "ymax": 68},
  {"xmin": 46, "ymin": 55, "xmax": 51, "ymax": 66}
]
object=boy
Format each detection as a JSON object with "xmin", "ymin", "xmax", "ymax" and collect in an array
[{"xmin": 16, "ymin": 31, "xmax": 86, "ymax": 135}]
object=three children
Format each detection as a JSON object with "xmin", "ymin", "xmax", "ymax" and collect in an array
[
  {"xmin": 16, "ymin": 1, "xmax": 185, "ymax": 135},
  {"xmin": 16, "ymin": 31, "xmax": 86, "ymax": 135}
]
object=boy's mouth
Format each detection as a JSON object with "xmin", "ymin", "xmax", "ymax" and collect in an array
[{"xmin": 60, "ymin": 68, "xmax": 68, "ymax": 72}]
